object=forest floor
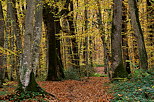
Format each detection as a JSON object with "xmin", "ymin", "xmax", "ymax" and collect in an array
[
  {"xmin": 39, "ymin": 77, "xmax": 112, "ymax": 101},
  {"xmin": 0, "ymin": 77, "xmax": 113, "ymax": 102},
  {"xmin": 0, "ymin": 67, "xmax": 113, "ymax": 101}
]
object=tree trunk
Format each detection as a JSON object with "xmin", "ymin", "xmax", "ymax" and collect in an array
[
  {"xmin": 96, "ymin": 0, "xmax": 109, "ymax": 74},
  {"xmin": 6, "ymin": 0, "xmax": 21, "ymax": 81},
  {"xmin": 32, "ymin": 0, "xmax": 43, "ymax": 76},
  {"xmin": 69, "ymin": 1, "xmax": 80, "ymax": 71},
  {"xmin": 147, "ymin": 0, "xmax": 154, "ymax": 68},
  {"xmin": 111, "ymin": 0, "xmax": 128, "ymax": 78},
  {"xmin": 84, "ymin": 0, "xmax": 92, "ymax": 77},
  {"xmin": 6, "ymin": 0, "xmax": 14, "ymax": 81},
  {"xmin": 19, "ymin": 0, "xmax": 42, "ymax": 92},
  {"xmin": 122, "ymin": 1, "xmax": 131, "ymax": 74},
  {"xmin": 43, "ymin": 3, "xmax": 64, "ymax": 81},
  {"xmin": 128, "ymin": 0, "xmax": 148, "ymax": 70},
  {"xmin": 59, "ymin": 0, "xmax": 80, "ymax": 73},
  {"xmin": 14, "ymin": 0, "xmax": 22, "ymax": 81},
  {"xmin": 0, "ymin": 1, "xmax": 5, "ymax": 87}
]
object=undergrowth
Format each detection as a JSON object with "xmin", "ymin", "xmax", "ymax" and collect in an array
[
  {"xmin": 93, "ymin": 64, "xmax": 105, "ymax": 67},
  {"xmin": 64, "ymin": 68, "xmax": 81, "ymax": 80},
  {"xmin": 111, "ymin": 69, "xmax": 154, "ymax": 102},
  {"xmin": 0, "ymin": 90, "xmax": 56, "ymax": 102},
  {"xmin": 64, "ymin": 67, "xmax": 106, "ymax": 80}
]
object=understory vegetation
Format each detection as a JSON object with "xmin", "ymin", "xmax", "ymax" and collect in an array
[
  {"xmin": 64, "ymin": 66, "xmax": 106, "ymax": 80},
  {"xmin": 111, "ymin": 69, "xmax": 154, "ymax": 102},
  {"xmin": 0, "ymin": 71, "xmax": 112, "ymax": 101}
]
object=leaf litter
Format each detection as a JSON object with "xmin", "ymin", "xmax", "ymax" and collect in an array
[{"xmin": 0, "ymin": 77, "xmax": 113, "ymax": 102}]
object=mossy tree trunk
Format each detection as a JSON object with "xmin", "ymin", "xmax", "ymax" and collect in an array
[
  {"xmin": 19, "ymin": 0, "xmax": 43, "ymax": 92},
  {"xmin": 0, "ymin": 1, "xmax": 5, "ymax": 87},
  {"xmin": 111, "ymin": 0, "xmax": 128, "ymax": 79},
  {"xmin": 128, "ymin": 0, "xmax": 148, "ymax": 70}
]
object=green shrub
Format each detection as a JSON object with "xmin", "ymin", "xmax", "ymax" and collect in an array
[
  {"xmin": 90, "ymin": 73, "xmax": 108, "ymax": 77},
  {"xmin": 64, "ymin": 66, "xmax": 96, "ymax": 80},
  {"xmin": 79, "ymin": 65, "xmax": 95, "ymax": 77},
  {"xmin": 64, "ymin": 68, "xmax": 81, "ymax": 80},
  {"xmin": 111, "ymin": 69, "xmax": 154, "ymax": 102},
  {"xmin": 93, "ymin": 64, "xmax": 105, "ymax": 67}
]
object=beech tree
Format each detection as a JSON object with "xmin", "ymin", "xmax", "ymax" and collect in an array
[
  {"xmin": 122, "ymin": 1, "xmax": 131, "ymax": 74},
  {"xmin": 0, "ymin": 1, "xmax": 5, "ymax": 87},
  {"xmin": 128, "ymin": 0, "xmax": 148, "ymax": 70},
  {"xmin": 96, "ymin": 0, "xmax": 109, "ymax": 74},
  {"xmin": 69, "ymin": 0, "xmax": 80, "ymax": 70},
  {"xmin": 43, "ymin": 0, "xmax": 67, "ymax": 81},
  {"xmin": 6, "ymin": 0, "xmax": 13, "ymax": 80},
  {"xmin": 32, "ymin": 0, "xmax": 43, "ymax": 76},
  {"xmin": 18, "ymin": 0, "xmax": 43, "ymax": 92},
  {"xmin": 60, "ymin": 0, "xmax": 80, "ymax": 70},
  {"xmin": 6, "ymin": 0, "xmax": 21, "ymax": 80},
  {"xmin": 111, "ymin": 0, "xmax": 128, "ymax": 78}
]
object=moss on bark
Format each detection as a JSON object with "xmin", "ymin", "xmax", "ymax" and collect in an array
[
  {"xmin": 112, "ymin": 62, "xmax": 128, "ymax": 78},
  {"xmin": 26, "ymin": 71, "xmax": 42, "ymax": 92},
  {"xmin": 16, "ymin": 71, "xmax": 43, "ymax": 92},
  {"xmin": 15, "ymin": 71, "xmax": 56, "ymax": 101}
]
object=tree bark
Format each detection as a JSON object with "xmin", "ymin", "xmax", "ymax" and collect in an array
[
  {"xmin": 84, "ymin": 0, "xmax": 89, "ymax": 76},
  {"xmin": 6, "ymin": 0, "xmax": 15, "ymax": 81},
  {"xmin": 18, "ymin": 0, "xmax": 42, "ymax": 92},
  {"xmin": 111, "ymin": 0, "xmax": 128, "ymax": 78},
  {"xmin": 147, "ymin": 0, "xmax": 154, "ymax": 68},
  {"xmin": 128, "ymin": 0, "xmax": 148, "ymax": 69},
  {"xmin": 122, "ymin": 1, "xmax": 131, "ymax": 74},
  {"xmin": 32, "ymin": 0, "xmax": 43, "ymax": 76},
  {"xmin": 0, "ymin": 1, "xmax": 5, "ymax": 87},
  {"xmin": 43, "ymin": 3, "xmax": 64, "ymax": 81},
  {"xmin": 69, "ymin": 1, "xmax": 80, "ymax": 71},
  {"xmin": 96, "ymin": 0, "xmax": 109, "ymax": 74},
  {"xmin": 6, "ymin": 0, "xmax": 21, "ymax": 81}
]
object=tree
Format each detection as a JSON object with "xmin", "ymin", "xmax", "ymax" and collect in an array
[
  {"xmin": 110, "ymin": 0, "xmax": 128, "ymax": 78},
  {"xmin": 18, "ymin": 0, "xmax": 43, "ymax": 92},
  {"xmin": 147, "ymin": 0, "xmax": 154, "ymax": 68},
  {"xmin": 84, "ymin": 0, "xmax": 91, "ymax": 77},
  {"xmin": 32, "ymin": 0, "xmax": 43, "ymax": 76},
  {"xmin": 13, "ymin": 0, "xmax": 22, "ymax": 81},
  {"xmin": 69, "ymin": 0, "xmax": 80, "ymax": 71},
  {"xmin": 6, "ymin": 0, "xmax": 21, "ymax": 81},
  {"xmin": 60, "ymin": 0, "xmax": 80, "ymax": 70},
  {"xmin": 128, "ymin": 0, "xmax": 148, "ymax": 70},
  {"xmin": 43, "ymin": 1, "xmax": 65, "ymax": 81},
  {"xmin": 122, "ymin": 1, "xmax": 131, "ymax": 74},
  {"xmin": 0, "ymin": 1, "xmax": 5, "ymax": 87},
  {"xmin": 96, "ymin": 0, "xmax": 109, "ymax": 74}
]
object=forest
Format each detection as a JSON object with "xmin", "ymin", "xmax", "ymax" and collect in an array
[{"xmin": 0, "ymin": 0, "xmax": 153, "ymax": 101}]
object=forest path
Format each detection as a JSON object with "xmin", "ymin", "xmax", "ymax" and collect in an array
[
  {"xmin": 94, "ymin": 67, "xmax": 105, "ymax": 74},
  {"xmin": 39, "ymin": 77, "xmax": 113, "ymax": 101},
  {"xmin": 0, "ymin": 77, "xmax": 113, "ymax": 101}
]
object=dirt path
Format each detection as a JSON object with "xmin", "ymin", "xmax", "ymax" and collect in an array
[{"xmin": 39, "ymin": 77, "xmax": 112, "ymax": 101}]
